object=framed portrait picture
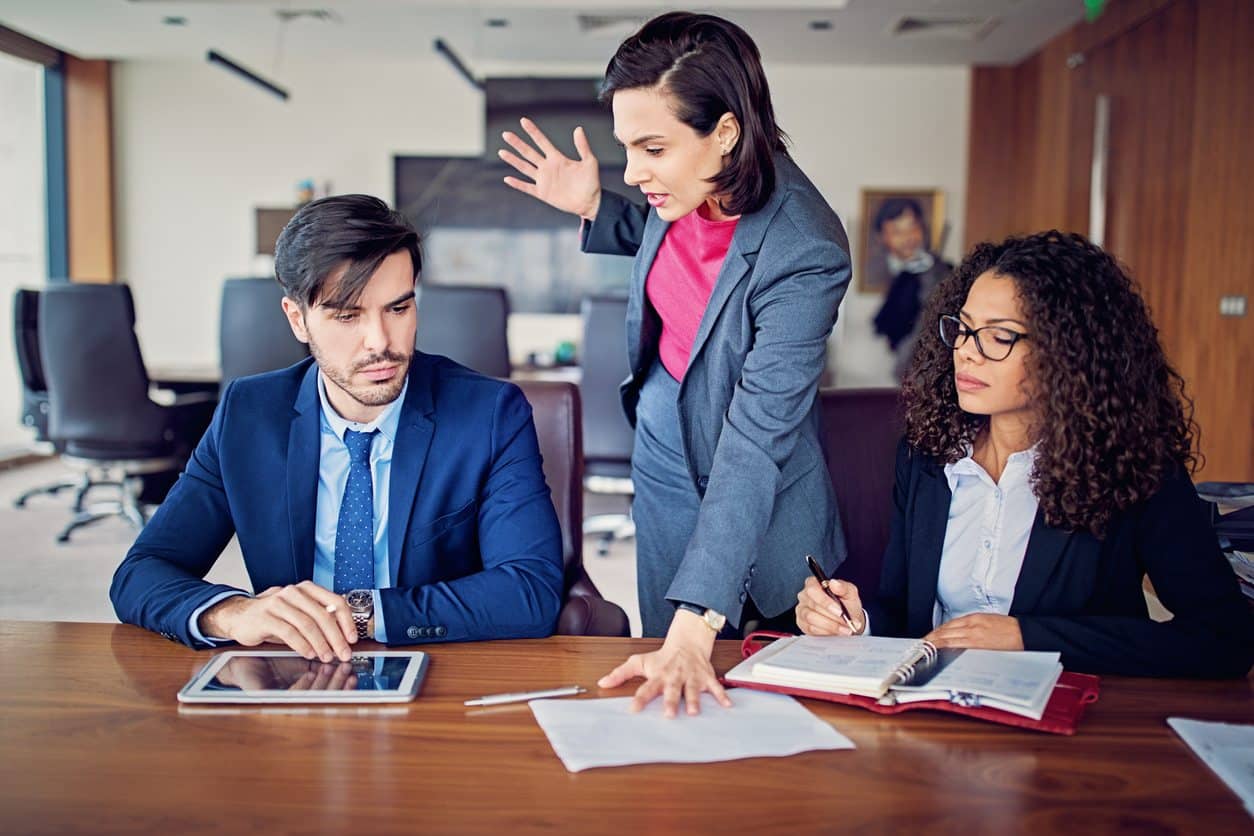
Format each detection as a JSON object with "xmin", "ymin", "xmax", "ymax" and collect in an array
[{"xmin": 858, "ymin": 188, "xmax": 946, "ymax": 294}]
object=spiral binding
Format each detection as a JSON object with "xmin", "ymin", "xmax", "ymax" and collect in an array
[{"xmin": 890, "ymin": 639, "xmax": 939, "ymax": 684}]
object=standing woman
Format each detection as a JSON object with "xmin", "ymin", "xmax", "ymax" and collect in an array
[
  {"xmin": 795, "ymin": 231, "xmax": 1254, "ymax": 678},
  {"xmin": 499, "ymin": 12, "xmax": 851, "ymax": 714}
]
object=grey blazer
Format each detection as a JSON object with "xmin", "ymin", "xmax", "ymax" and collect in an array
[{"xmin": 581, "ymin": 153, "xmax": 852, "ymax": 624}]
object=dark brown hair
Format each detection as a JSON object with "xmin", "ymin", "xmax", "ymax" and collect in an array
[
  {"xmin": 902, "ymin": 230, "xmax": 1198, "ymax": 536},
  {"xmin": 274, "ymin": 194, "xmax": 420, "ymax": 310},
  {"xmin": 599, "ymin": 11, "xmax": 788, "ymax": 216}
]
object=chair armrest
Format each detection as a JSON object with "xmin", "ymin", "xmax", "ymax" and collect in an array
[{"xmin": 557, "ymin": 593, "xmax": 631, "ymax": 637}]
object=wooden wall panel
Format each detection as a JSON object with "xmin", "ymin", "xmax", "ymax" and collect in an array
[
  {"xmin": 966, "ymin": 0, "xmax": 1253, "ymax": 479},
  {"xmin": 964, "ymin": 66, "xmax": 1025, "ymax": 248},
  {"xmin": 1024, "ymin": 32, "xmax": 1077, "ymax": 234},
  {"xmin": 1177, "ymin": 0, "xmax": 1254, "ymax": 480},
  {"xmin": 1070, "ymin": 0, "xmax": 1196, "ymax": 371},
  {"xmin": 64, "ymin": 55, "xmax": 114, "ymax": 283}
]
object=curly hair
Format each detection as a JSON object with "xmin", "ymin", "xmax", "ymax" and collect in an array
[{"xmin": 902, "ymin": 230, "xmax": 1198, "ymax": 536}]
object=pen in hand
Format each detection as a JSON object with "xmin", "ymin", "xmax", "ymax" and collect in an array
[{"xmin": 804, "ymin": 554, "xmax": 857, "ymax": 633}]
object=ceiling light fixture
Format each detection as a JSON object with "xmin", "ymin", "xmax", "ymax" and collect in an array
[{"xmin": 206, "ymin": 49, "xmax": 289, "ymax": 101}]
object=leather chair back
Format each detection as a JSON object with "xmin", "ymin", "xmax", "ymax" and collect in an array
[
  {"xmin": 219, "ymin": 277, "xmax": 309, "ymax": 391},
  {"xmin": 39, "ymin": 284, "xmax": 170, "ymax": 454},
  {"xmin": 416, "ymin": 284, "xmax": 511, "ymax": 378},
  {"xmin": 13, "ymin": 288, "xmax": 51, "ymax": 439},
  {"xmin": 817, "ymin": 387, "xmax": 905, "ymax": 597},
  {"xmin": 579, "ymin": 295, "xmax": 633, "ymax": 477},
  {"xmin": 514, "ymin": 379, "xmax": 630, "ymax": 636}
]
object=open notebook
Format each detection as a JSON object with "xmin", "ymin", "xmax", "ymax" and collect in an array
[{"xmin": 726, "ymin": 634, "xmax": 1065, "ymax": 721}]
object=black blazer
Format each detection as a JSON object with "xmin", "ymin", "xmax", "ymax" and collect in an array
[{"xmin": 867, "ymin": 440, "xmax": 1254, "ymax": 678}]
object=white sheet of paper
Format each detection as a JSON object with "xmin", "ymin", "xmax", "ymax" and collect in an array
[
  {"xmin": 1168, "ymin": 717, "xmax": 1254, "ymax": 815},
  {"xmin": 530, "ymin": 689, "xmax": 854, "ymax": 772}
]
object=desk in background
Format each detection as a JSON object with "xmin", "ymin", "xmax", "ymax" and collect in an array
[{"xmin": 2, "ymin": 621, "xmax": 1249, "ymax": 834}]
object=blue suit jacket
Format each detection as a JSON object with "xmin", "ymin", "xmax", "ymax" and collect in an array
[
  {"xmin": 111, "ymin": 354, "xmax": 564, "ymax": 648},
  {"xmin": 582, "ymin": 153, "xmax": 851, "ymax": 625},
  {"xmin": 870, "ymin": 440, "xmax": 1254, "ymax": 677}
]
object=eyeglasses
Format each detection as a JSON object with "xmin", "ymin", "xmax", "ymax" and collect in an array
[{"xmin": 938, "ymin": 314, "xmax": 1029, "ymax": 362}]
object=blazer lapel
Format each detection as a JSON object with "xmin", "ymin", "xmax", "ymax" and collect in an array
[
  {"xmin": 908, "ymin": 461, "xmax": 951, "ymax": 633},
  {"xmin": 685, "ymin": 155, "xmax": 793, "ymax": 372},
  {"xmin": 1010, "ymin": 511, "xmax": 1073, "ymax": 615},
  {"xmin": 386, "ymin": 361, "xmax": 435, "ymax": 587},
  {"xmin": 686, "ymin": 243, "xmax": 752, "ymax": 370},
  {"xmin": 287, "ymin": 363, "xmax": 321, "ymax": 583}
]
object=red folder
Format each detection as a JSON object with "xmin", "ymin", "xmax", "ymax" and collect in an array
[{"xmin": 726, "ymin": 631, "xmax": 1101, "ymax": 736}]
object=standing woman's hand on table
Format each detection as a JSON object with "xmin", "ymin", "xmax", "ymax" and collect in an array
[
  {"xmin": 596, "ymin": 609, "xmax": 733, "ymax": 718},
  {"xmin": 499, "ymin": 118, "xmax": 603, "ymax": 221}
]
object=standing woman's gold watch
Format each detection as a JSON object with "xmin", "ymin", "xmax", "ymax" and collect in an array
[{"xmin": 345, "ymin": 589, "xmax": 374, "ymax": 640}]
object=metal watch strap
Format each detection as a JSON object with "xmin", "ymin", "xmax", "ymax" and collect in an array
[{"xmin": 351, "ymin": 610, "xmax": 370, "ymax": 640}]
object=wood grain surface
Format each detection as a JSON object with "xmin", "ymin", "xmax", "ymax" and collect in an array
[{"xmin": 1, "ymin": 622, "xmax": 1249, "ymax": 835}]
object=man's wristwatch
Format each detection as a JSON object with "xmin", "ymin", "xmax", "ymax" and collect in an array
[
  {"xmin": 676, "ymin": 602, "xmax": 727, "ymax": 634},
  {"xmin": 345, "ymin": 589, "xmax": 374, "ymax": 640}
]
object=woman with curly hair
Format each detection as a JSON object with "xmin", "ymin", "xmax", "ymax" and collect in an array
[{"xmin": 795, "ymin": 230, "xmax": 1253, "ymax": 677}]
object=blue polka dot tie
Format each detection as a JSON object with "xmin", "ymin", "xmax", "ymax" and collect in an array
[{"xmin": 333, "ymin": 429, "xmax": 377, "ymax": 594}]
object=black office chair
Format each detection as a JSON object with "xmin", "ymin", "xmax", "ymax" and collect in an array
[
  {"xmin": 515, "ymin": 379, "xmax": 631, "ymax": 636},
  {"xmin": 39, "ymin": 284, "xmax": 217, "ymax": 542},
  {"xmin": 579, "ymin": 295, "xmax": 635, "ymax": 556},
  {"xmin": 415, "ymin": 284, "xmax": 511, "ymax": 378},
  {"xmin": 10, "ymin": 288, "xmax": 83, "ymax": 508},
  {"xmin": 219, "ymin": 277, "xmax": 309, "ymax": 391}
]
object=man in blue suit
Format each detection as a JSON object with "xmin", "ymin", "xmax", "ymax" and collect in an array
[{"xmin": 111, "ymin": 195, "xmax": 564, "ymax": 661}]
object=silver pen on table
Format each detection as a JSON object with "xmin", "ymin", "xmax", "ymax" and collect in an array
[{"xmin": 464, "ymin": 685, "xmax": 586, "ymax": 707}]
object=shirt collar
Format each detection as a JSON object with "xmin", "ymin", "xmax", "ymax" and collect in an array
[
  {"xmin": 944, "ymin": 444, "xmax": 1037, "ymax": 491},
  {"xmin": 316, "ymin": 370, "xmax": 407, "ymax": 444}
]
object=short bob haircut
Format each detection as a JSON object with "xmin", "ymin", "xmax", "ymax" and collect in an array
[
  {"xmin": 599, "ymin": 11, "xmax": 788, "ymax": 217},
  {"xmin": 274, "ymin": 194, "xmax": 421, "ymax": 311}
]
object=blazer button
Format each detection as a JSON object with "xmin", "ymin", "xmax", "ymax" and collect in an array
[
  {"xmin": 406, "ymin": 626, "xmax": 419, "ymax": 639},
  {"xmin": 435, "ymin": 626, "xmax": 447, "ymax": 637},
  {"xmin": 738, "ymin": 591, "xmax": 747, "ymax": 603}
]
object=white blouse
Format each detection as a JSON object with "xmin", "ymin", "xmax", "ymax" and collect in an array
[{"xmin": 933, "ymin": 447, "xmax": 1040, "ymax": 628}]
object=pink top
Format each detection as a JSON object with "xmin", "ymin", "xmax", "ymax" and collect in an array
[{"xmin": 646, "ymin": 206, "xmax": 739, "ymax": 380}]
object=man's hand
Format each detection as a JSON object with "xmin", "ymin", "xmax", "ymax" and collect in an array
[
  {"xmin": 199, "ymin": 581, "xmax": 358, "ymax": 662},
  {"xmin": 596, "ymin": 609, "xmax": 732, "ymax": 718},
  {"xmin": 499, "ymin": 117, "xmax": 603, "ymax": 221},
  {"xmin": 924, "ymin": 614, "xmax": 1024, "ymax": 651},
  {"xmin": 795, "ymin": 576, "xmax": 866, "ymax": 637}
]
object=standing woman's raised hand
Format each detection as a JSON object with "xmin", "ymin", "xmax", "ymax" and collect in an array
[{"xmin": 499, "ymin": 117, "xmax": 603, "ymax": 221}]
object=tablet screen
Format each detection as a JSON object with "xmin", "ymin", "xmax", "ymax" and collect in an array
[
  {"xmin": 179, "ymin": 651, "xmax": 427, "ymax": 703},
  {"xmin": 207, "ymin": 655, "xmax": 412, "ymax": 692}
]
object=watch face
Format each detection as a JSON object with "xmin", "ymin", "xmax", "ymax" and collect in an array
[{"xmin": 345, "ymin": 589, "xmax": 373, "ymax": 610}]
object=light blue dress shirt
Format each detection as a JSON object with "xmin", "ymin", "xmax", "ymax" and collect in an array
[
  {"xmin": 933, "ymin": 447, "xmax": 1039, "ymax": 628},
  {"xmin": 189, "ymin": 372, "xmax": 408, "ymax": 645}
]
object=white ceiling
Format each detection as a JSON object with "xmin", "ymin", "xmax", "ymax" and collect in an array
[{"xmin": 0, "ymin": 1, "xmax": 1085, "ymax": 71}]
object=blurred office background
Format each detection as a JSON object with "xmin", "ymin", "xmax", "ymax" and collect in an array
[{"xmin": 1, "ymin": 1, "xmax": 1250, "ymax": 632}]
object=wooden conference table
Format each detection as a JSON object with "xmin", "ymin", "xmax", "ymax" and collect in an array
[{"xmin": 2, "ymin": 622, "xmax": 1249, "ymax": 834}]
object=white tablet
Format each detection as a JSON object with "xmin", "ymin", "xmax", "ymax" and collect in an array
[{"xmin": 178, "ymin": 650, "xmax": 428, "ymax": 704}]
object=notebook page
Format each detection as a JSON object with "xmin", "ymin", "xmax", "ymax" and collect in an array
[
  {"xmin": 893, "ymin": 649, "xmax": 1061, "ymax": 707},
  {"xmin": 751, "ymin": 636, "xmax": 928, "ymax": 696}
]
